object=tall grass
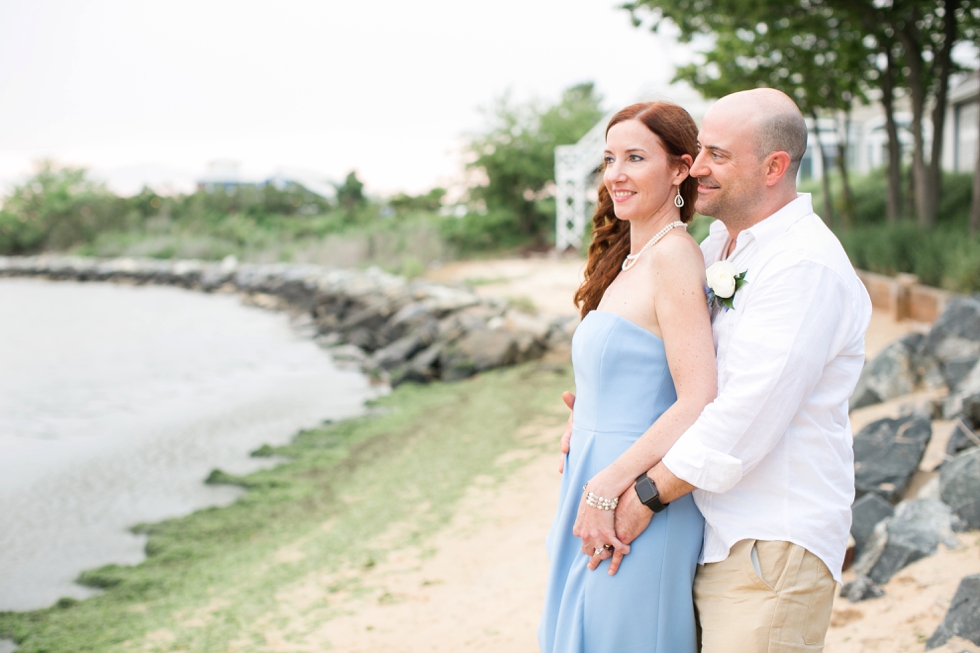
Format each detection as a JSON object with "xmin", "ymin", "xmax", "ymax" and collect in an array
[{"xmin": 79, "ymin": 209, "xmax": 452, "ymax": 278}]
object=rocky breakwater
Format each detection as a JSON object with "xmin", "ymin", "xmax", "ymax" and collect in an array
[
  {"xmin": 0, "ymin": 256, "xmax": 575, "ymax": 385},
  {"xmin": 844, "ymin": 294, "xmax": 980, "ymax": 648}
]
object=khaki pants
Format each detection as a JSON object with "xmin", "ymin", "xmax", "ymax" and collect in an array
[{"xmin": 695, "ymin": 539, "xmax": 837, "ymax": 653}]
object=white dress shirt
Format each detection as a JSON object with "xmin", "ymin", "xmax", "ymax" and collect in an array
[{"xmin": 662, "ymin": 194, "xmax": 871, "ymax": 582}]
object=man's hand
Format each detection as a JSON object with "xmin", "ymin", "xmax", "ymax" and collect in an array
[
  {"xmin": 558, "ymin": 391, "xmax": 575, "ymax": 473},
  {"xmin": 607, "ymin": 489, "xmax": 653, "ymax": 576}
]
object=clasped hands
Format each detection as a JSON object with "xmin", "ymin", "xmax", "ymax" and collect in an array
[{"xmin": 560, "ymin": 392, "xmax": 654, "ymax": 576}]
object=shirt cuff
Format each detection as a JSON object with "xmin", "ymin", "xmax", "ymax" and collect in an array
[{"xmin": 662, "ymin": 433, "xmax": 743, "ymax": 494}]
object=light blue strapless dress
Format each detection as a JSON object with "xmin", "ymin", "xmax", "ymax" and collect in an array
[{"xmin": 538, "ymin": 311, "xmax": 704, "ymax": 653}]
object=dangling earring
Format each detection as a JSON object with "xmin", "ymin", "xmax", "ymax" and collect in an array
[{"xmin": 674, "ymin": 187, "xmax": 684, "ymax": 208}]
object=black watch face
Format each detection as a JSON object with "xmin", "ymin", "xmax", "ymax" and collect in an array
[{"xmin": 636, "ymin": 477, "xmax": 657, "ymax": 504}]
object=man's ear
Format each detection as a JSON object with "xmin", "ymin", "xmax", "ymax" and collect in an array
[{"xmin": 765, "ymin": 151, "xmax": 792, "ymax": 187}]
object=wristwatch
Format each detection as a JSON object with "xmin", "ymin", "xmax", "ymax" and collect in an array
[{"xmin": 635, "ymin": 472, "xmax": 669, "ymax": 513}]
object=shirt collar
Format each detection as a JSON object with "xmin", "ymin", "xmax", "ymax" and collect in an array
[
  {"xmin": 743, "ymin": 193, "xmax": 814, "ymax": 251},
  {"xmin": 705, "ymin": 193, "xmax": 815, "ymax": 258}
]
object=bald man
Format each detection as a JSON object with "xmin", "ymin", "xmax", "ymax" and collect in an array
[{"xmin": 568, "ymin": 89, "xmax": 871, "ymax": 652}]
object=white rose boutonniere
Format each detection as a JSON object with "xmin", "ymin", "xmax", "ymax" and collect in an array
[{"xmin": 704, "ymin": 261, "xmax": 748, "ymax": 311}]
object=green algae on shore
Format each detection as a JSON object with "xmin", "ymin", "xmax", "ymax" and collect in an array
[{"xmin": 0, "ymin": 361, "xmax": 571, "ymax": 653}]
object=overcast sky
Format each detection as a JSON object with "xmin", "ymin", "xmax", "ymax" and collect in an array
[{"xmin": 0, "ymin": 0, "xmax": 693, "ymax": 197}]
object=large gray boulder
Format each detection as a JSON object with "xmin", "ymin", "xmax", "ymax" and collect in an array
[
  {"xmin": 853, "ymin": 416, "xmax": 933, "ymax": 502},
  {"xmin": 850, "ymin": 334, "xmax": 923, "ymax": 410},
  {"xmin": 389, "ymin": 342, "xmax": 444, "ymax": 387},
  {"xmin": 853, "ymin": 498, "xmax": 964, "ymax": 585},
  {"xmin": 370, "ymin": 320, "xmax": 439, "ymax": 371},
  {"xmin": 850, "ymin": 493, "xmax": 895, "ymax": 559},
  {"xmin": 379, "ymin": 300, "xmax": 444, "ymax": 344},
  {"xmin": 440, "ymin": 329, "xmax": 520, "ymax": 382},
  {"xmin": 926, "ymin": 574, "xmax": 980, "ymax": 649},
  {"xmin": 940, "ymin": 447, "xmax": 980, "ymax": 529},
  {"xmin": 920, "ymin": 296, "xmax": 980, "ymax": 388},
  {"xmin": 947, "ymin": 357, "xmax": 980, "ymax": 391}
]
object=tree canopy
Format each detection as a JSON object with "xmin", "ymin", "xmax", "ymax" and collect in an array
[
  {"xmin": 464, "ymin": 82, "xmax": 604, "ymax": 242},
  {"xmin": 624, "ymin": 0, "xmax": 980, "ymax": 228}
]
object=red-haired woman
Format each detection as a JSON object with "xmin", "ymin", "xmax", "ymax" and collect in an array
[{"xmin": 539, "ymin": 102, "xmax": 716, "ymax": 652}]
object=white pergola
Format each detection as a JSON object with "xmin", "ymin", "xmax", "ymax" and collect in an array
[{"xmin": 554, "ymin": 112, "xmax": 613, "ymax": 251}]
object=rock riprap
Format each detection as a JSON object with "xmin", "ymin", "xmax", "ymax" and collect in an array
[
  {"xmin": 850, "ymin": 295, "xmax": 980, "ymax": 412},
  {"xmin": 921, "ymin": 295, "xmax": 980, "ymax": 387},
  {"xmin": 852, "ymin": 498, "xmax": 965, "ymax": 586},
  {"xmin": 0, "ymin": 255, "xmax": 574, "ymax": 385},
  {"xmin": 926, "ymin": 574, "xmax": 980, "ymax": 649},
  {"xmin": 940, "ymin": 447, "xmax": 980, "ymax": 529},
  {"xmin": 853, "ymin": 415, "xmax": 932, "ymax": 502},
  {"xmin": 946, "ymin": 418, "xmax": 980, "ymax": 458},
  {"xmin": 850, "ymin": 493, "xmax": 895, "ymax": 559},
  {"xmin": 850, "ymin": 333, "xmax": 927, "ymax": 410},
  {"xmin": 946, "ymin": 360, "xmax": 980, "ymax": 424}
]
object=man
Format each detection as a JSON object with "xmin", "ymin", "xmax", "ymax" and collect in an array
[{"xmin": 561, "ymin": 88, "xmax": 871, "ymax": 652}]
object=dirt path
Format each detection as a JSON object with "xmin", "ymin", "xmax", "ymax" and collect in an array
[{"xmin": 272, "ymin": 258, "xmax": 974, "ymax": 652}]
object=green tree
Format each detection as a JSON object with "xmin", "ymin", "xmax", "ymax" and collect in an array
[
  {"xmin": 465, "ymin": 82, "xmax": 604, "ymax": 242},
  {"xmin": 625, "ymin": 0, "xmax": 976, "ymax": 228},
  {"xmin": 857, "ymin": 0, "xmax": 967, "ymax": 227},
  {"xmin": 335, "ymin": 171, "xmax": 366, "ymax": 213},
  {"xmin": 661, "ymin": 2, "xmax": 873, "ymax": 228},
  {"xmin": 0, "ymin": 160, "xmax": 127, "ymax": 254},
  {"xmin": 388, "ymin": 187, "xmax": 446, "ymax": 215}
]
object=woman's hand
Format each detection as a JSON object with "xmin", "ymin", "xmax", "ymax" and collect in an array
[{"xmin": 572, "ymin": 472, "xmax": 630, "ymax": 570}]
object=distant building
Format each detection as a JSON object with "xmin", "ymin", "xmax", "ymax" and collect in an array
[
  {"xmin": 196, "ymin": 159, "xmax": 252, "ymax": 193},
  {"xmin": 195, "ymin": 160, "xmax": 336, "ymax": 200},
  {"xmin": 944, "ymin": 71, "xmax": 980, "ymax": 173},
  {"xmin": 800, "ymin": 71, "xmax": 979, "ymax": 182}
]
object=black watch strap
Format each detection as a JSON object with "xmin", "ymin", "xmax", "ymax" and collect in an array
[{"xmin": 634, "ymin": 472, "xmax": 669, "ymax": 513}]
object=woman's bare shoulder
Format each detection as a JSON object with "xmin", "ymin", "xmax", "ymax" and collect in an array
[{"xmin": 651, "ymin": 230, "xmax": 706, "ymax": 275}]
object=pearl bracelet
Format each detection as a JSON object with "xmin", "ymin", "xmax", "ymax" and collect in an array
[{"xmin": 585, "ymin": 491, "xmax": 619, "ymax": 511}]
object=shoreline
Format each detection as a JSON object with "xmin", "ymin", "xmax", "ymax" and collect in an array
[
  {"xmin": 0, "ymin": 278, "xmax": 380, "ymax": 613},
  {"xmin": 0, "ymin": 255, "xmax": 572, "ymax": 387},
  {"xmin": 0, "ymin": 359, "xmax": 573, "ymax": 652}
]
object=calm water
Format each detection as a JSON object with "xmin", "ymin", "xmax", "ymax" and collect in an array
[{"xmin": 0, "ymin": 278, "xmax": 379, "ymax": 611}]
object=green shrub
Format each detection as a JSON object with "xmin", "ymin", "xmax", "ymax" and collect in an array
[
  {"xmin": 800, "ymin": 170, "xmax": 974, "ymax": 227},
  {"xmin": 0, "ymin": 162, "xmax": 132, "ymax": 254},
  {"xmin": 0, "ymin": 209, "xmax": 46, "ymax": 253},
  {"xmin": 837, "ymin": 222, "xmax": 980, "ymax": 292}
]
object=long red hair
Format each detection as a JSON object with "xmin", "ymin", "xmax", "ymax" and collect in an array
[{"xmin": 573, "ymin": 102, "xmax": 699, "ymax": 317}]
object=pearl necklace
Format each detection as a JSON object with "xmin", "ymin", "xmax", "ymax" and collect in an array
[{"xmin": 621, "ymin": 221, "xmax": 687, "ymax": 271}]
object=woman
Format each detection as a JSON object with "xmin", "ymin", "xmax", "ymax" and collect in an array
[{"xmin": 538, "ymin": 102, "xmax": 717, "ymax": 653}]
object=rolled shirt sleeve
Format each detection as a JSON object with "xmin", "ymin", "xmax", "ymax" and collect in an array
[{"xmin": 663, "ymin": 257, "xmax": 851, "ymax": 494}]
